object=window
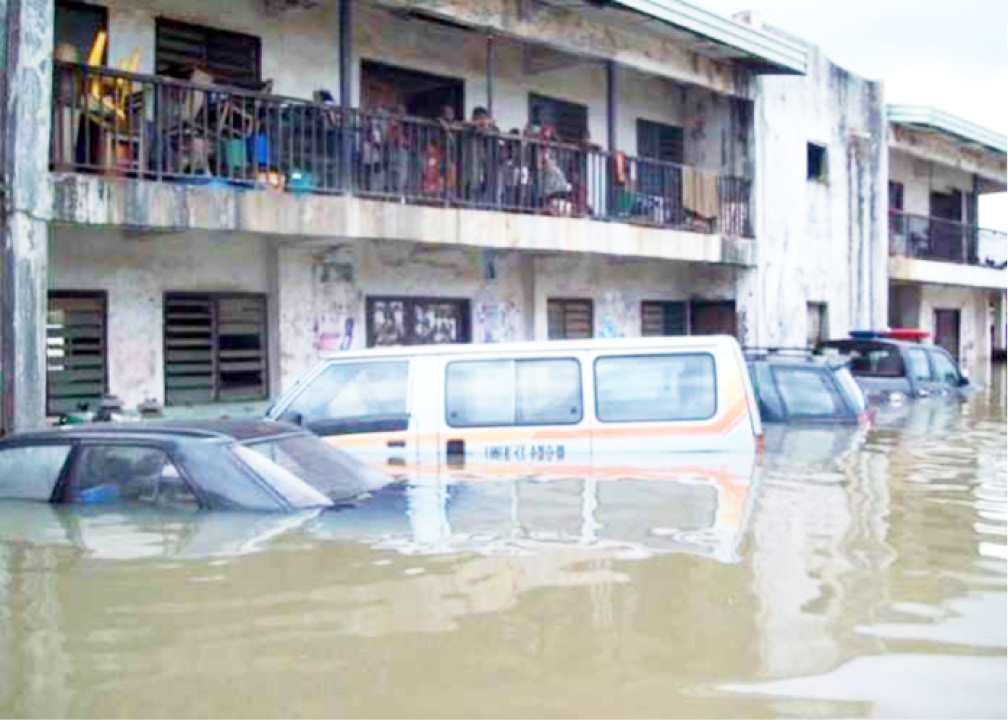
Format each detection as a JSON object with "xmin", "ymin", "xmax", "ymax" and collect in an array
[
  {"xmin": 68, "ymin": 445, "xmax": 198, "ymax": 508},
  {"xmin": 773, "ymin": 367, "xmax": 839, "ymax": 418},
  {"xmin": 807, "ymin": 302, "xmax": 828, "ymax": 347},
  {"xmin": 529, "ymin": 94, "xmax": 589, "ymax": 143},
  {"xmin": 55, "ymin": 1, "xmax": 108, "ymax": 65},
  {"xmin": 595, "ymin": 354, "xmax": 716, "ymax": 422},
  {"xmin": 367, "ymin": 297, "xmax": 470, "ymax": 347},
  {"xmin": 283, "ymin": 361, "xmax": 409, "ymax": 424},
  {"xmin": 642, "ymin": 301, "xmax": 688, "ymax": 337},
  {"xmin": 844, "ymin": 343, "xmax": 905, "ymax": 377},
  {"xmin": 888, "ymin": 181, "xmax": 904, "ymax": 211},
  {"xmin": 928, "ymin": 349, "xmax": 961, "ymax": 386},
  {"xmin": 47, "ymin": 292, "xmax": 108, "ymax": 416},
  {"xmin": 834, "ymin": 367, "xmax": 866, "ymax": 414},
  {"xmin": 807, "ymin": 143, "xmax": 827, "ymax": 182},
  {"xmin": 155, "ymin": 18, "xmax": 261, "ymax": 87},
  {"xmin": 548, "ymin": 299, "xmax": 593, "ymax": 340},
  {"xmin": 163, "ymin": 294, "xmax": 268, "ymax": 405},
  {"xmin": 0, "ymin": 445, "xmax": 73, "ymax": 501},
  {"xmin": 905, "ymin": 347, "xmax": 932, "ymax": 382},
  {"xmin": 446, "ymin": 358, "xmax": 582, "ymax": 427},
  {"xmin": 637, "ymin": 119, "xmax": 684, "ymax": 164}
]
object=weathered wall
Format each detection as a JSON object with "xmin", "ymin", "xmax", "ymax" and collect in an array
[
  {"xmin": 889, "ymin": 125, "xmax": 1007, "ymax": 190},
  {"xmin": 1, "ymin": 0, "xmax": 54, "ymax": 432},
  {"xmin": 276, "ymin": 239, "xmax": 533, "ymax": 389},
  {"xmin": 744, "ymin": 38, "xmax": 887, "ymax": 348},
  {"xmin": 912, "ymin": 284, "xmax": 992, "ymax": 372},
  {"xmin": 531, "ymin": 253, "xmax": 742, "ymax": 340},
  {"xmin": 49, "ymin": 227, "xmax": 273, "ymax": 409}
]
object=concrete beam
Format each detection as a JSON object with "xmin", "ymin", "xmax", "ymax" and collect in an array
[
  {"xmin": 889, "ymin": 256, "xmax": 1008, "ymax": 291},
  {"xmin": 51, "ymin": 175, "xmax": 757, "ymax": 267},
  {"xmin": 1, "ymin": 0, "xmax": 53, "ymax": 433}
]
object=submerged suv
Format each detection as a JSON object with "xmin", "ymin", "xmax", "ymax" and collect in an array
[
  {"xmin": 817, "ymin": 335, "xmax": 972, "ymax": 402},
  {"xmin": 745, "ymin": 349, "xmax": 868, "ymax": 424}
]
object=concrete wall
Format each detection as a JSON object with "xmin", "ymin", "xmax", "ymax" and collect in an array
[
  {"xmin": 743, "ymin": 38, "xmax": 887, "ymax": 348},
  {"xmin": 891, "ymin": 283, "xmax": 994, "ymax": 373},
  {"xmin": 49, "ymin": 226, "xmax": 273, "ymax": 409}
]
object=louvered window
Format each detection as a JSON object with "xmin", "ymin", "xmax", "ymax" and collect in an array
[
  {"xmin": 641, "ymin": 301, "xmax": 688, "ymax": 337},
  {"xmin": 47, "ymin": 292, "xmax": 107, "ymax": 415},
  {"xmin": 637, "ymin": 119, "xmax": 684, "ymax": 164},
  {"xmin": 164, "ymin": 294, "xmax": 268, "ymax": 405},
  {"xmin": 690, "ymin": 300, "xmax": 738, "ymax": 338},
  {"xmin": 155, "ymin": 18, "xmax": 261, "ymax": 87},
  {"xmin": 529, "ymin": 94, "xmax": 588, "ymax": 143},
  {"xmin": 547, "ymin": 299, "xmax": 593, "ymax": 340}
]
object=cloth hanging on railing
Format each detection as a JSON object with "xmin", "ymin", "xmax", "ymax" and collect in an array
[{"xmin": 682, "ymin": 166, "xmax": 719, "ymax": 220}]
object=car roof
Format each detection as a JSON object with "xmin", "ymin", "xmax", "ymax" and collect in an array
[
  {"xmin": 0, "ymin": 420, "xmax": 302, "ymax": 446},
  {"xmin": 744, "ymin": 348, "xmax": 849, "ymax": 369}
]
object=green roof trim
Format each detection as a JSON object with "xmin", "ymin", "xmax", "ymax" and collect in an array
[
  {"xmin": 611, "ymin": 0, "xmax": 807, "ymax": 75},
  {"xmin": 888, "ymin": 105, "xmax": 1006, "ymax": 155}
]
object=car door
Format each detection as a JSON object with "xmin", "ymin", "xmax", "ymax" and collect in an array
[
  {"xmin": 927, "ymin": 347, "xmax": 965, "ymax": 396},
  {"xmin": 0, "ymin": 442, "xmax": 74, "ymax": 501},
  {"xmin": 437, "ymin": 352, "xmax": 591, "ymax": 478},
  {"xmin": 903, "ymin": 345, "xmax": 940, "ymax": 397}
]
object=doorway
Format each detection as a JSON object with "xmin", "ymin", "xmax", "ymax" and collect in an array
[
  {"xmin": 933, "ymin": 308, "xmax": 961, "ymax": 360},
  {"xmin": 360, "ymin": 60, "xmax": 464, "ymax": 120}
]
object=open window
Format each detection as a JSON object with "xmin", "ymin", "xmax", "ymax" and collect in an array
[
  {"xmin": 155, "ymin": 18, "xmax": 261, "ymax": 87},
  {"xmin": 807, "ymin": 143, "xmax": 827, "ymax": 182}
]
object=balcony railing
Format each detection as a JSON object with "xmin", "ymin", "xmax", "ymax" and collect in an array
[
  {"xmin": 51, "ymin": 62, "xmax": 753, "ymax": 237},
  {"xmin": 889, "ymin": 210, "xmax": 1008, "ymax": 269}
]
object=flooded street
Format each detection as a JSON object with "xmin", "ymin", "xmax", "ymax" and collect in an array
[{"xmin": 0, "ymin": 370, "xmax": 1004, "ymax": 718}]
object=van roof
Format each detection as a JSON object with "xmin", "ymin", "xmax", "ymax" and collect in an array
[{"xmin": 321, "ymin": 335, "xmax": 742, "ymax": 361}]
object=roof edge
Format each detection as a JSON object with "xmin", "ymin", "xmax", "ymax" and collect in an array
[
  {"xmin": 888, "ymin": 105, "xmax": 1007, "ymax": 155},
  {"xmin": 610, "ymin": 0, "xmax": 807, "ymax": 75}
]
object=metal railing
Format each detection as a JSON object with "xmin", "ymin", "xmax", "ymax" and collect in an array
[
  {"xmin": 889, "ymin": 210, "xmax": 1008, "ymax": 269},
  {"xmin": 51, "ymin": 61, "xmax": 753, "ymax": 237}
]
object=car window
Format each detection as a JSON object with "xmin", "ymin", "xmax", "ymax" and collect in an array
[
  {"xmin": 929, "ymin": 349, "xmax": 960, "ymax": 385},
  {"xmin": 773, "ymin": 367, "xmax": 840, "ymax": 418},
  {"xmin": 845, "ymin": 343, "xmax": 904, "ymax": 377},
  {"xmin": 595, "ymin": 354, "xmax": 716, "ymax": 422},
  {"xmin": 748, "ymin": 362, "xmax": 783, "ymax": 420},
  {"xmin": 231, "ymin": 445, "xmax": 332, "ymax": 510},
  {"xmin": 905, "ymin": 348, "xmax": 932, "ymax": 382},
  {"xmin": 68, "ymin": 445, "xmax": 198, "ymax": 509},
  {"xmin": 0, "ymin": 445, "xmax": 73, "ymax": 500},
  {"xmin": 283, "ymin": 361, "xmax": 409, "ymax": 422},
  {"xmin": 834, "ymin": 367, "xmax": 866, "ymax": 414},
  {"xmin": 446, "ymin": 358, "xmax": 582, "ymax": 427},
  {"xmin": 244, "ymin": 433, "xmax": 379, "ymax": 501}
]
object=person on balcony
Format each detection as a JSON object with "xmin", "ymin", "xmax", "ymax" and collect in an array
[
  {"xmin": 464, "ymin": 106, "xmax": 500, "ymax": 204},
  {"xmin": 438, "ymin": 104, "xmax": 460, "ymax": 197}
]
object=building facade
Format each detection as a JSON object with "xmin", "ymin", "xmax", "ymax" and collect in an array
[{"xmin": 0, "ymin": 0, "xmax": 999, "ymax": 432}]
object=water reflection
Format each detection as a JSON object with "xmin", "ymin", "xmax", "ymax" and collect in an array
[{"xmin": 0, "ymin": 388, "xmax": 1004, "ymax": 718}]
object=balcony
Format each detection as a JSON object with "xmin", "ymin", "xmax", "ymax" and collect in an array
[
  {"xmin": 50, "ymin": 62, "xmax": 754, "ymax": 245},
  {"xmin": 888, "ymin": 210, "xmax": 1007, "ymax": 290}
]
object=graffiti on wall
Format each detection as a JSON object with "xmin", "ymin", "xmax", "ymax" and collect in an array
[
  {"xmin": 476, "ymin": 300, "xmax": 519, "ymax": 343},
  {"xmin": 599, "ymin": 292, "xmax": 637, "ymax": 339},
  {"xmin": 311, "ymin": 246, "xmax": 360, "ymax": 354}
]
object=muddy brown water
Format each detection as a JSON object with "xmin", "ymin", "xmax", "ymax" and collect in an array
[{"xmin": 1, "ymin": 367, "xmax": 1004, "ymax": 718}]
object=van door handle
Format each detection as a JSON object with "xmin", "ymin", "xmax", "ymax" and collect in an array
[{"xmin": 387, "ymin": 439, "xmax": 406, "ymax": 448}]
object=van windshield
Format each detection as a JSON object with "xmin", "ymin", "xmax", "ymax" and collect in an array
[{"xmin": 282, "ymin": 361, "xmax": 409, "ymax": 424}]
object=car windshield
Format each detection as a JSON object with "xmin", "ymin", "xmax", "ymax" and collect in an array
[
  {"xmin": 242, "ymin": 433, "xmax": 387, "ymax": 502},
  {"xmin": 230, "ymin": 444, "xmax": 333, "ymax": 510},
  {"xmin": 772, "ymin": 366, "xmax": 840, "ymax": 418},
  {"xmin": 834, "ymin": 366, "xmax": 866, "ymax": 414}
]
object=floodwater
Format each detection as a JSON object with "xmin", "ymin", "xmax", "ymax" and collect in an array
[{"xmin": 1, "ymin": 370, "xmax": 1005, "ymax": 718}]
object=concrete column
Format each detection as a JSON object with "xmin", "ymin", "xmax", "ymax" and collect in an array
[{"xmin": 1, "ymin": 0, "xmax": 54, "ymax": 433}]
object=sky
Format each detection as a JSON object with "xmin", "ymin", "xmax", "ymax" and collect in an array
[{"xmin": 698, "ymin": 0, "xmax": 1008, "ymax": 231}]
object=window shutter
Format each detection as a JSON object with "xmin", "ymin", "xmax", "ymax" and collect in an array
[
  {"xmin": 156, "ymin": 19, "xmax": 261, "ymax": 87},
  {"xmin": 530, "ymin": 94, "xmax": 588, "ymax": 143},
  {"xmin": 164, "ymin": 295, "xmax": 215, "ymax": 405},
  {"xmin": 47, "ymin": 294, "xmax": 107, "ymax": 415},
  {"xmin": 641, "ymin": 301, "xmax": 687, "ymax": 336},
  {"xmin": 637, "ymin": 120, "xmax": 684, "ymax": 164},
  {"xmin": 548, "ymin": 299, "xmax": 593, "ymax": 339}
]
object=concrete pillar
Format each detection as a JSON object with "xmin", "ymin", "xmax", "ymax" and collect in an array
[{"xmin": 1, "ymin": 0, "xmax": 54, "ymax": 433}]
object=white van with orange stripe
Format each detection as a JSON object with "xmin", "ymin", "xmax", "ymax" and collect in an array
[{"xmin": 266, "ymin": 336, "xmax": 762, "ymax": 474}]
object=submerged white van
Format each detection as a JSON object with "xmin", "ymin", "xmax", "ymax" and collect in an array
[{"xmin": 266, "ymin": 336, "xmax": 762, "ymax": 473}]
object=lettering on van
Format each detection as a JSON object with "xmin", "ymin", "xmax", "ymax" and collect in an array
[{"xmin": 483, "ymin": 444, "xmax": 566, "ymax": 463}]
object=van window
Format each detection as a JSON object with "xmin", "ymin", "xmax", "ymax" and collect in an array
[
  {"xmin": 284, "ymin": 361, "xmax": 409, "ymax": 421},
  {"xmin": 773, "ymin": 367, "xmax": 839, "ymax": 418},
  {"xmin": 595, "ymin": 354, "xmax": 715, "ymax": 422},
  {"xmin": 446, "ymin": 358, "xmax": 582, "ymax": 427},
  {"xmin": 905, "ymin": 347, "xmax": 932, "ymax": 382}
]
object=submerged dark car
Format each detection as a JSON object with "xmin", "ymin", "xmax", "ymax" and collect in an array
[
  {"xmin": 745, "ymin": 349, "xmax": 868, "ymax": 424},
  {"xmin": 0, "ymin": 421, "xmax": 388, "ymax": 511},
  {"xmin": 816, "ymin": 334, "xmax": 973, "ymax": 402}
]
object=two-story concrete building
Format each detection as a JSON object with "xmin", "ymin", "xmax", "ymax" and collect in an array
[
  {"xmin": 0, "ymin": 0, "xmax": 908, "ymax": 432},
  {"xmin": 885, "ymin": 106, "xmax": 1007, "ymax": 371}
]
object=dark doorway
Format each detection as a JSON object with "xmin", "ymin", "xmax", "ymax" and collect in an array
[
  {"xmin": 360, "ymin": 60, "xmax": 464, "ymax": 120},
  {"xmin": 933, "ymin": 308, "xmax": 961, "ymax": 360}
]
